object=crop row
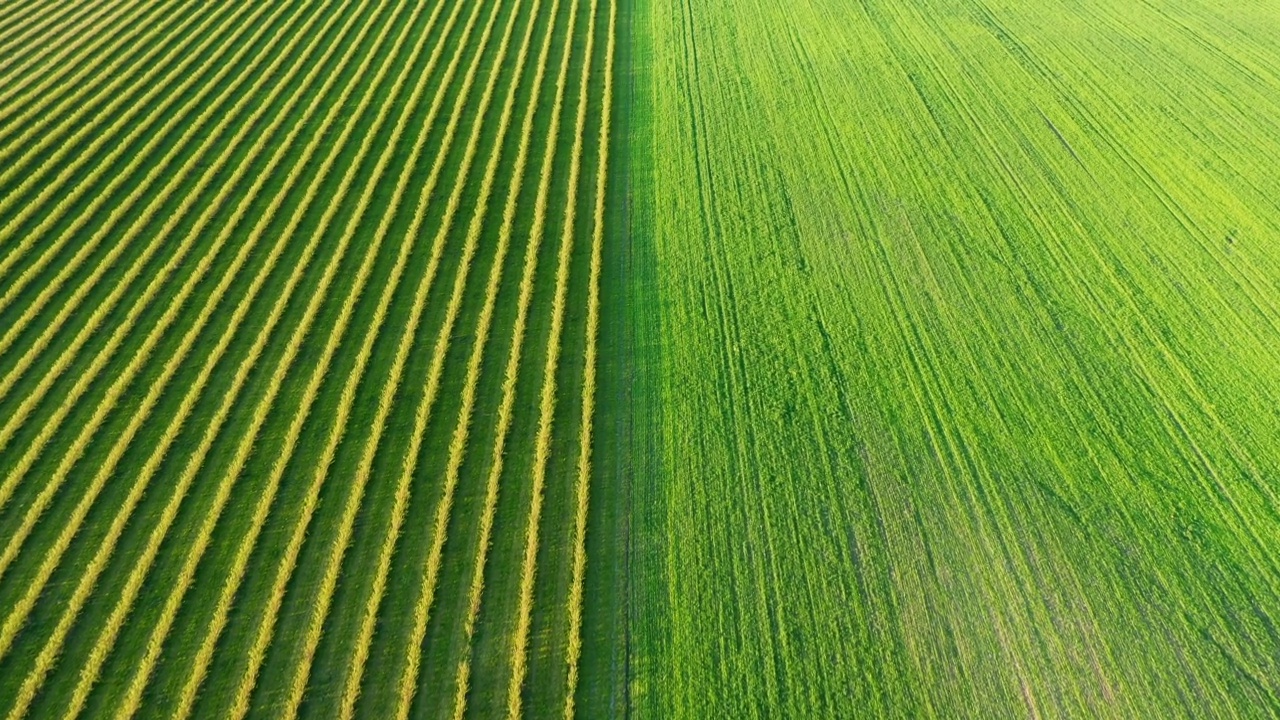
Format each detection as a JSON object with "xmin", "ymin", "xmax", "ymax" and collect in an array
[
  {"xmin": 0, "ymin": 0, "xmax": 224, "ymax": 219},
  {"xmin": 429, "ymin": 0, "xmax": 567, "ymax": 714},
  {"xmin": 0, "ymin": 0, "xmax": 404, "ymax": 714},
  {"xmin": 0, "ymin": 0, "xmax": 319, "ymax": 535},
  {"xmin": 0, "ymin": 0, "xmax": 132, "ymax": 83},
  {"xmin": 0, "ymin": 0, "xmax": 380, "ymax": 713},
  {"xmin": 103, "ymin": 0, "xmax": 442, "ymax": 714},
  {"xmin": 0, "ymin": 0, "xmax": 620, "ymax": 714},
  {"xmin": 0, "ymin": 0, "xmax": 184, "ymax": 128},
  {"xmin": 505, "ymin": 0, "xmax": 602, "ymax": 710},
  {"xmin": 0, "ymin": 1, "xmax": 287, "ymax": 408},
  {"xmin": 563, "ymin": 0, "xmax": 617, "ymax": 714},
  {"xmin": 193, "ymin": 0, "xmax": 495, "ymax": 715},
  {"xmin": 0, "ymin": 0, "xmax": 290, "ymax": 367},
  {"xmin": 0, "ymin": 0, "xmax": 345, "ymax": 613}
]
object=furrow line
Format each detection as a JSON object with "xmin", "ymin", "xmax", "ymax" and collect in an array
[
  {"xmin": 0, "ymin": 0, "xmax": 364, "ymax": 684},
  {"xmin": 563, "ymin": 0, "xmax": 615, "ymax": 714},
  {"xmin": 0, "ymin": 0, "xmax": 64, "ymax": 43},
  {"xmin": 0, "ymin": 0, "xmax": 235, "ymax": 255},
  {"xmin": 507, "ymin": 0, "xmax": 599, "ymax": 711},
  {"xmin": 32, "ymin": 0, "xmax": 412, "ymax": 715},
  {"xmin": 0, "ymin": 0, "xmax": 268, "ymax": 333},
  {"xmin": 0, "ymin": 0, "xmax": 157, "ymax": 109},
  {"xmin": 442, "ymin": 0, "xmax": 579, "ymax": 708},
  {"xmin": 0, "ymin": 0, "xmax": 314, "ymax": 512},
  {"xmin": 0, "ymin": 0, "xmax": 208, "ymax": 168}
]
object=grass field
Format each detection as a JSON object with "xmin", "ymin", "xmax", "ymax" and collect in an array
[
  {"xmin": 5, "ymin": 0, "xmax": 1280, "ymax": 717},
  {"xmin": 632, "ymin": 0, "xmax": 1280, "ymax": 716},
  {"xmin": 0, "ymin": 0, "xmax": 615, "ymax": 716}
]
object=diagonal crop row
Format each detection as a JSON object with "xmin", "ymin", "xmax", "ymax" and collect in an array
[
  {"xmin": 257, "ymin": 0, "xmax": 532, "ymax": 710},
  {"xmin": 388, "ymin": 0, "xmax": 578, "ymax": 714},
  {"xmin": 278, "ymin": 0, "xmax": 547, "ymax": 712},
  {"xmin": 0, "ymin": 0, "xmax": 113, "ymax": 75},
  {"xmin": 0, "ymin": 0, "xmax": 317, "ymax": 519},
  {"xmin": 0, "ymin": 0, "xmax": 212, "ymax": 182},
  {"xmin": 0, "ymin": 0, "xmax": 367, "ymax": 684},
  {"xmin": 11, "ymin": 0, "xmax": 416, "ymax": 716},
  {"xmin": 0, "ymin": 0, "xmax": 143, "ymax": 92},
  {"xmin": 563, "ymin": 0, "xmax": 616, "ymax": 714},
  {"xmin": 0, "ymin": 0, "xmax": 277, "ymax": 335},
  {"xmin": 506, "ymin": 0, "xmax": 601, "ymax": 712},
  {"xmin": 100, "ymin": 0, "xmax": 450, "ymax": 715},
  {"xmin": 164, "ymin": 0, "xmax": 482, "ymax": 715},
  {"xmin": 287, "ymin": 0, "xmax": 553, "ymax": 713},
  {"xmin": 443, "ymin": 0, "xmax": 567, "ymax": 701},
  {"xmin": 0, "ymin": 0, "xmax": 178, "ymax": 121},
  {"xmin": 442, "ymin": 0, "xmax": 581, "ymax": 711},
  {"xmin": 348, "ymin": 0, "xmax": 560, "ymax": 713},
  {"xmin": 0, "ymin": 0, "xmax": 328, "ymax": 594},
  {"xmin": 0, "ymin": 0, "xmax": 238, "ymax": 256},
  {"xmin": 0, "ymin": 0, "xmax": 66, "ymax": 45},
  {"xmin": 0, "ymin": 0, "xmax": 268, "ymax": 344}
]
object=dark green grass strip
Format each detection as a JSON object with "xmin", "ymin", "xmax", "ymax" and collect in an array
[{"xmin": 577, "ymin": 0, "xmax": 635, "ymax": 711}]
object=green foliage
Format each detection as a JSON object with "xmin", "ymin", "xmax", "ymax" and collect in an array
[{"xmin": 0, "ymin": 0, "xmax": 614, "ymax": 717}]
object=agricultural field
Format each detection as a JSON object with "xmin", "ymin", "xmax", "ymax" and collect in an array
[
  {"xmin": 631, "ymin": 0, "xmax": 1280, "ymax": 717},
  {"xmin": 4, "ymin": 0, "xmax": 1280, "ymax": 717},
  {"xmin": 0, "ymin": 0, "xmax": 616, "ymax": 716}
]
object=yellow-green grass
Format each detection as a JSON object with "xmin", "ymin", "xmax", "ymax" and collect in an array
[{"xmin": 632, "ymin": 0, "xmax": 1280, "ymax": 716}]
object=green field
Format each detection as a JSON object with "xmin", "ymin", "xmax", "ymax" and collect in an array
[
  {"xmin": 631, "ymin": 0, "xmax": 1280, "ymax": 716},
  {"xmin": 3, "ymin": 0, "xmax": 1280, "ymax": 717}
]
